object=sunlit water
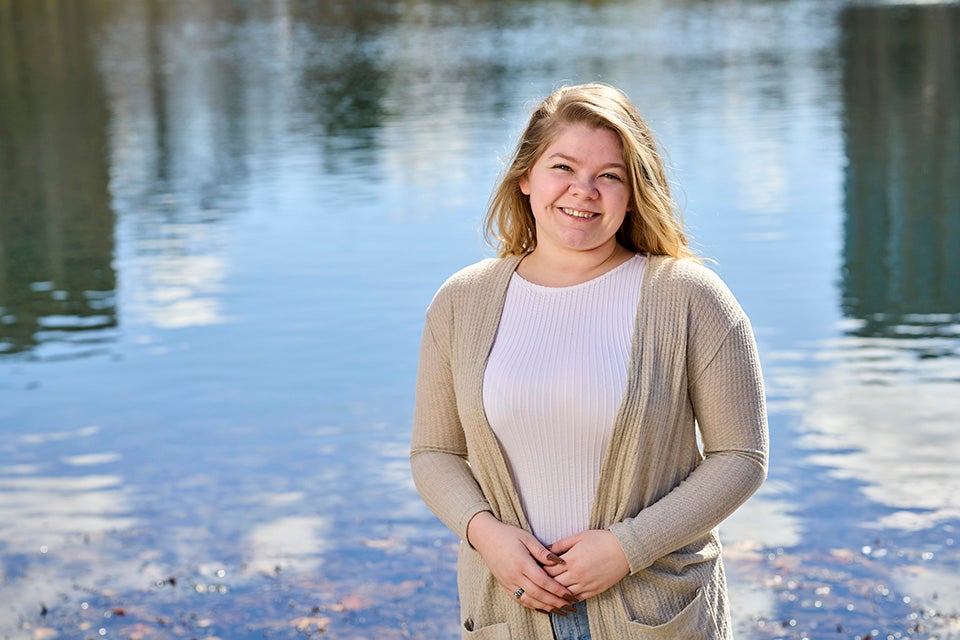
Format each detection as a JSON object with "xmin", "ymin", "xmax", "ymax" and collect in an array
[{"xmin": 1, "ymin": 1, "xmax": 958, "ymax": 638}]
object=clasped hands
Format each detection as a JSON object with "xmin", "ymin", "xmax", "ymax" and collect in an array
[{"xmin": 466, "ymin": 511, "xmax": 630, "ymax": 615}]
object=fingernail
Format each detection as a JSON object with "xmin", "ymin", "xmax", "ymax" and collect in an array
[
  {"xmin": 563, "ymin": 605, "xmax": 578, "ymax": 613},
  {"xmin": 564, "ymin": 594, "xmax": 579, "ymax": 604},
  {"xmin": 546, "ymin": 553, "xmax": 564, "ymax": 564},
  {"xmin": 551, "ymin": 609, "xmax": 567, "ymax": 616}
]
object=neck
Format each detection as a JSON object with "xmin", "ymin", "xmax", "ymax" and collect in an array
[{"xmin": 518, "ymin": 242, "xmax": 633, "ymax": 287}]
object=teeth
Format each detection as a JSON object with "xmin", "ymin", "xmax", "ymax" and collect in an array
[{"xmin": 562, "ymin": 207, "xmax": 597, "ymax": 218}]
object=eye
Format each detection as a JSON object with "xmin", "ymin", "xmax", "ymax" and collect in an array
[
  {"xmin": 601, "ymin": 173, "xmax": 624, "ymax": 182},
  {"xmin": 551, "ymin": 163, "xmax": 573, "ymax": 172}
]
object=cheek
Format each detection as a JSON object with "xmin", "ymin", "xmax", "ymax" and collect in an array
[{"xmin": 603, "ymin": 186, "xmax": 630, "ymax": 212}]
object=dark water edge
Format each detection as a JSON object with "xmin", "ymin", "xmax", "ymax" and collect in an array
[
  {"xmin": 2, "ymin": 0, "xmax": 960, "ymax": 638},
  {"xmin": 5, "ymin": 526, "xmax": 959, "ymax": 640}
]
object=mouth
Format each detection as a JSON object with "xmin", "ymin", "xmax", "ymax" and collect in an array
[{"xmin": 560, "ymin": 207, "xmax": 599, "ymax": 219}]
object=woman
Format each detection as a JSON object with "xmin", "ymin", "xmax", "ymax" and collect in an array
[{"xmin": 410, "ymin": 83, "xmax": 768, "ymax": 639}]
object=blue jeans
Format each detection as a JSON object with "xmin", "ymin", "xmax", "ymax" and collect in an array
[{"xmin": 550, "ymin": 600, "xmax": 591, "ymax": 640}]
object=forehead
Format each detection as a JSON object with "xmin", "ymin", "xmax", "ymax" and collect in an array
[{"xmin": 540, "ymin": 122, "xmax": 624, "ymax": 163}]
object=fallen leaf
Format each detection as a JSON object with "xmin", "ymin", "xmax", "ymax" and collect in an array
[
  {"xmin": 120, "ymin": 623, "xmax": 156, "ymax": 639},
  {"xmin": 291, "ymin": 616, "xmax": 330, "ymax": 633},
  {"xmin": 363, "ymin": 538, "xmax": 394, "ymax": 549},
  {"xmin": 330, "ymin": 594, "xmax": 369, "ymax": 611}
]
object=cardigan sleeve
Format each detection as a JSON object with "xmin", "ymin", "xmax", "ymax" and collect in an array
[
  {"xmin": 609, "ymin": 276, "xmax": 769, "ymax": 573},
  {"xmin": 409, "ymin": 292, "xmax": 492, "ymax": 542}
]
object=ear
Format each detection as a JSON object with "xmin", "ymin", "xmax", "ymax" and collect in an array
[{"xmin": 519, "ymin": 174, "xmax": 530, "ymax": 196}]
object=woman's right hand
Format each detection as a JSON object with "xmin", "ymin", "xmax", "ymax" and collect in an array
[{"xmin": 466, "ymin": 511, "xmax": 580, "ymax": 614}]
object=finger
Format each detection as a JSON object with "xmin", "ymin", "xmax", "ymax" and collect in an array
[
  {"xmin": 549, "ymin": 605, "xmax": 578, "ymax": 615},
  {"xmin": 565, "ymin": 585, "xmax": 596, "ymax": 600},
  {"xmin": 555, "ymin": 575, "xmax": 602, "ymax": 600},
  {"xmin": 523, "ymin": 537, "xmax": 565, "ymax": 567},
  {"xmin": 542, "ymin": 562, "xmax": 566, "ymax": 578},
  {"xmin": 547, "ymin": 534, "xmax": 579, "ymax": 555},
  {"xmin": 522, "ymin": 571, "xmax": 580, "ymax": 607},
  {"xmin": 543, "ymin": 564, "xmax": 567, "ymax": 580},
  {"xmin": 514, "ymin": 581, "xmax": 575, "ymax": 613},
  {"xmin": 509, "ymin": 586, "xmax": 550, "ymax": 613},
  {"xmin": 552, "ymin": 566, "xmax": 588, "ymax": 594},
  {"xmin": 505, "ymin": 561, "xmax": 578, "ymax": 610}
]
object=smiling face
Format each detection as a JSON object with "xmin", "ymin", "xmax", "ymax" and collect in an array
[{"xmin": 519, "ymin": 123, "xmax": 631, "ymax": 260}]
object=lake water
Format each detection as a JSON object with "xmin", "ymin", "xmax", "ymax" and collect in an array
[{"xmin": 1, "ymin": 1, "xmax": 958, "ymax": 638}]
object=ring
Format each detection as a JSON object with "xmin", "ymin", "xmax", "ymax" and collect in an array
[{"xmin": 513, "ymin": 588, "xmax": 524, "ymax": 600}]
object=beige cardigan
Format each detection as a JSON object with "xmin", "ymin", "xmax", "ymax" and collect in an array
[{"xmin": 411, "ymin": 254, "xmax": 768, "ymax": 639}]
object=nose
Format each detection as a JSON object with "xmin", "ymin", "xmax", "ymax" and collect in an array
[{"xmin": 569, "ymin": 175, "xmax": 599, "ymax": 199}]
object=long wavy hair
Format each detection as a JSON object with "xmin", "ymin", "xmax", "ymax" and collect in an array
[{"xmin": 484, "ymin": 83, "xmax": 697, "ymax": 260}]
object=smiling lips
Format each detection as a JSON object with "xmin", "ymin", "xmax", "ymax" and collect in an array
[{"xmin": 560, "ymin": 206, "xmax": 600, "ymax": 219}]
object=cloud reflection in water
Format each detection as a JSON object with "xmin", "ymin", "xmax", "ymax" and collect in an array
[{"xmin": 802, "ymin": 337, "xmax": 960, "ymax": 531}]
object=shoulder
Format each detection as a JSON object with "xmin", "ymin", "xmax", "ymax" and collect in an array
[
  {"xmin": 645, "ymin": 255, "xmax": 727, "ymax": 292},
  {"xmin": 438, "ymin": 256, "xmax": 516, "ymax": 292},
  {"xmin": 430, "ymin": 256, "xmax": 520, "ymax": 305},
  {"xmin": 426, "ymin": 255, "xmax": 521, "ymax": 318},
  {"xmin": 644, "ymin": 255, "xmax": 747, "ymax": 325}
]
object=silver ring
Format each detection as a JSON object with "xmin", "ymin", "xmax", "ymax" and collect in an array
[{"xmin": 513, "ymin": 588, "xmax": 524, "ymax": 600}]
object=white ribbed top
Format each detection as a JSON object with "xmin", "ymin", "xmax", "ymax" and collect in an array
[{"xmin": 482, "ymin": 253, "xmax": 646, "ymax": 545}]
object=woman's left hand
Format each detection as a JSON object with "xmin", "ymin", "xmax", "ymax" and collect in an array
[{"xmin": 543, "ymin": 530, "xmax": 630, "ymax": 599}]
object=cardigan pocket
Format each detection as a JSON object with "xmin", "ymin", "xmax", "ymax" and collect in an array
[
  {"xmin": 462, "ymin": 619, "xmax": 511, "ymax": 639},
  {"xmin": 458, "ymin": 544, "xmax": 514, "ymax": 640},
  {"xmin": 621, "ymin": 587, "xmax": 712, "ymax": 639}
]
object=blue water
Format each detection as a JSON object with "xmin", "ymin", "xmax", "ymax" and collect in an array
[{"xmin": 1, "ymin": 1, "xmax": 958, "ymax": 638}]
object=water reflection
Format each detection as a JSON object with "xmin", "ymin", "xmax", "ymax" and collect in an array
[
  {"xmin": 822, "ymin": 3, "xmax": 960, "ymax": 529},
  {"xmin": 0, "ymin": 2, "xmax": 116, "ymax": 357},
  {"xmin": 244, "ymin": 515, "xmax": 330, "ymax": 575},
  {"xmin": 803, "ymin": 339, "xmax": 960, "ymax": 529},
  {"xmin": 767, "ymin": 0, "xmax": 960, "ymax": 583},
  {"xmin": 0, "ymin": 425, "xmax": 133, "ymax": 545},
  {"xmin": 841, "ymin": 4, "xmax": 960, "ymax": 339},
  {"xmin": 0, "ymin": 425, "xmax": 136, "ymax": 631}
]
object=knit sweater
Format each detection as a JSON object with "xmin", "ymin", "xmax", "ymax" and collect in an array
[{"xmin": 410, "ymin": 254, "xmax": 768, "ymax": 639}]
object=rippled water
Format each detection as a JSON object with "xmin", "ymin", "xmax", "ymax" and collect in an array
[{"xmin": 1, "ymin": 1, "xmax": 958, "ymax": 638}]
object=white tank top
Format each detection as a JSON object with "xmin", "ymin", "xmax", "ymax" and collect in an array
[{"xmin": 482, "ymin": 253, "xmax": 646, "ymax": 544}]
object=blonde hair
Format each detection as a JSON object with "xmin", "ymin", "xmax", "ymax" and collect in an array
[{"xmin": 484, "ymin": 83, "xmax": 697, "ymax": 260}]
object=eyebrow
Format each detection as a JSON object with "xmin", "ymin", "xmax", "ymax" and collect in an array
[{"xmin": 548, "ymin": 152, "xmax": 626, "ymax": 171}]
